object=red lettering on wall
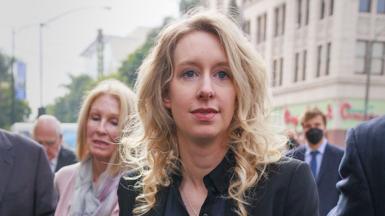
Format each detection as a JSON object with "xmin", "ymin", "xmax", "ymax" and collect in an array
[
  {"xmin": 284, "ymin": 108, "xmax": 298, "ymax": 127},
  {"xmin": 339, "ymin": 102, "xmax": 378, "ymax": 121}
]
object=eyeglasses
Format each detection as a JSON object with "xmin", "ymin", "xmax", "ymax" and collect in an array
[{"xmin": 37, "ymin": 138, "xmax": 58, "ymax": 147}]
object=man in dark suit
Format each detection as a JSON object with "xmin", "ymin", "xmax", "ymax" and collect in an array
[
  {"xmin": 328, "ymin": 116, "xmax": 385, "ymax": 216},
  {"xmin": 33, "ymin": 115, "xmax": 77, "ymax": 172},
  {"xmin": 0, "ymin": 129, "xmax": 55, "ymax": 216},
  {"xmin": 290, "ymin": 107, "xmax": 344, "ymax": 216}
]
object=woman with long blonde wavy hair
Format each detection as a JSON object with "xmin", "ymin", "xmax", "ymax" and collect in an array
[{"xmin": 118, "ymin": 10, "xmax": 319, "ymax": 216}]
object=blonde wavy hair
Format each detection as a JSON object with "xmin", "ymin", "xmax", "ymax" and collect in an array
[
  {"xmin": 120, "ymin": 10, "xmax": 286, "ymax": 216},
  {"xmin": 77, "ymin": 79, "xmax": 136, "ymax": 176}
]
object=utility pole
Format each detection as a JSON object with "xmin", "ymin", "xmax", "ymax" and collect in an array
[
  {"xmin": 97, "ymin": 29, "xmax": 104, "ymax": 78},
  {"xmin": 10, "ymin": 29, "xmax": 16, "ymax": 123},
  {"xmin": 38, "ymin": 23, "xmax": 45, "ymax": 116},
  {"xmin": 363, "ymin": 40, "xmax": 372, "ymax": 120},
  {"xmin": 38, "ymin": 6, "xmax": 111, "ymax": 117},
  {"xmin": 363, "ymin": 24, "xmax": 385, "ymax": 120}
]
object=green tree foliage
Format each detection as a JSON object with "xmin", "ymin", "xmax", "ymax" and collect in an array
[
  {"xmin": 46, "ymin": 74, "xmax": 93, "ymax": 122},
  {"xmin": 118, "ymin": 17, "xmax": 174, "ymax": 88},
  {"xmin": 0, "ymin": 52, "xmax": 31, "ymax": 129},
  {"xmin": 179, "ymin": 0, "xmax": 201, "ymax": 14}
]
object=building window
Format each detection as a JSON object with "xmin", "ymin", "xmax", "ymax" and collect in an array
[
  {"xmin": 296, "ymin": 0, "xmax": 310, "ymax": 28},
  {"xmin": 359, "ymin": 0, "xmax": 371, "ymax": 12},
  {"xmin": 326, "ymin": 42, "xmax": 331, "ymax": 75},
  {"xmin": 279, "ymin": 58, "xmax": 284, "ymax": 85},
  {"xmin": 378, "ymin": 0, "xmax": 385, "ymax": 13},
  {"xmin": 296, "ymin": 0, "xmax": 302, "ymax": 28},
  {"xmin": 243, "ymin": 20, "xmax": 250, "ymax": 36},
  {"xmin": 316, "ymin": 45, "xmax": 322, "ymax": 77},
  {"xmin": 372, "ymin": 42, "xmax": 385, "ymax": 75},
  {"xmin": 272, "ymin": 59, "xmax": 277, "ymax": 87},
  {"xmin": 303, "ymin": 50, "xmax": 307, "ymax": 80},
  {"xmin": 216, "ymin": 0, "xmax": 223, "ymax": 9},
  {"xmin": 315, "ymin": 43, "xmax": 331, "ymax": 77},
  {"xmin": 294, "ymin": 53, "xmax": 300, "ymax": 82},
  {"xmin": 320, "ymin": 0, "xmax": 326, "ymax": 19},
  {"xmin": 256, "ymin": 13, "xmax": 267, "ymax": 44},
  {"xmin": 272, "ymin": 58, "xmax": 284, "ymax": 86},
  {"xmin": 355, "ymin": 40, "xmax": 367, "ymax": 74},
  {"xmin": 263, "ymin": 14, "xmax": 267, "ymax": 41},
  {"xmin": 305, "ymin": 0, "xmax": 310, "ymax": 24},
  {"xmin": 274, "ymin": 4, "xmax": 286, "ymax": 37},
  {"xmin": 355, "ymin": 40, "xmax": 384, "ymax": 75},
  {"xmin": 271, "ymin": 57, "xmax": 283, "ymax": 87}
]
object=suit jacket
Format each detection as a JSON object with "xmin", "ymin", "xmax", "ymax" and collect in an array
[
  {"xmin": 328, "ymin": 116, "xmax": 385, "ymax": 216},
  {"xmin": 0, "ymin": 129, "xmax": 55, "ymax": 216},
  {"xmin": 290, "ymin": 143, "xmax": 344, "ymax": 216},
  {"xmin": 118, "ymin": 157, "xmax": 319, "ymax": 216},
  {"xmin": 55, "ymin": 146, "xmax": 77, "ymax": 172}
]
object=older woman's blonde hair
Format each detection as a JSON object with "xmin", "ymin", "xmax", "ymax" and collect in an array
[
  {"xmin": 121, "ymin": 10, "xmax": 286, "ymax": 216},
  {"xmin": 77, "ymin": 79, "xmax": 136, "ymax": 176}
]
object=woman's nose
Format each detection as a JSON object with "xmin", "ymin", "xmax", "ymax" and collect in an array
[{"xmin": 196, "ymin": 74, "xmax": 215, "ymax": 100}]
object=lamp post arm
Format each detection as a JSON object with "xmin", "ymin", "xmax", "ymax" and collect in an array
[{"xmin": 41, "ymin": 6, "xmax": 111, "ymax": 26}]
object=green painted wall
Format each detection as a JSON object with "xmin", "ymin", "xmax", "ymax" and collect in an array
[{"xmin": 273, "ymin": 98, "xmax": 385, "ymax": 131}]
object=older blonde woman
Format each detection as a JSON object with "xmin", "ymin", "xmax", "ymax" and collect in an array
[
  {"xmin": 118, "ymin": 11, "xmax": 319, "ymax": 216},
  {"xmin": 55, "ymin": 79, "xmax": 136, "ymax": 216}
]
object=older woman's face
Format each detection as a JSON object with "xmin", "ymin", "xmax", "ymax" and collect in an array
[
  {"xmin": 164, "ymin": 31, "xmax": 236, "ymax": 143},
  {"xmin": 86, "ymin": 94, "xmax": 120, "ymax": 162}
]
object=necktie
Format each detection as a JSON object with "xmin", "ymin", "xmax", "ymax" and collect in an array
[{"xmin": 310, "ymin": 150, "xmax": 319, "ymax": 178}]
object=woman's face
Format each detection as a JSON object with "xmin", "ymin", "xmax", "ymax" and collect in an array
[
  {"xmin": 164, "ymin": 31, "xmax": 236, "ymax": 143},
  {"xmin": 86, "ymin": 94, "xmax": 120, "ymax": 162}
]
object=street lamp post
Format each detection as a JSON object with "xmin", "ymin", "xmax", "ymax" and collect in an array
[
  {"xmin": 10, "ymin": 24, "xmax": 35, "ymax": 123},
  {"xmin": 363, "ymin": 25, "xmax": 385, "ymax": 120},
  {"xmin": 363, "ymin": 40, "xmax": 373, "ymax": 120},
  {"xmin": 37, "ymin": 6, "xmax": 111, "ymax": 116},
  {"xmin": 10, "ymin": 29, "xmax": 16, "ymax": 123}
]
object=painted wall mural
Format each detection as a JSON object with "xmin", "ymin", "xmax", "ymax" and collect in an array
[{"xmin": 275, "ymin": 99, "xmax": 385, "ymax": 130}]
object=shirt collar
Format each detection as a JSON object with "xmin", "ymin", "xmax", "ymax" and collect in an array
[
  {"xmin": 203, "ymin": 150, "xmax": 235, "ymax": 195},
  {"xmin": 49, "ymin": 146, "xmax": 61, "ymax": 171},
  {"xmin": 305, "ymin": 138, "xmax": 327, "ymax": 155},
  {"xmin": 171, "ymin": 149, "xmax": 235, "ymax": 195}
]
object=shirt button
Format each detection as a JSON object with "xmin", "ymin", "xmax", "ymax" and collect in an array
[{"xmin": 202, "ymin": 213, "xmax": 208, "ymax": 216}]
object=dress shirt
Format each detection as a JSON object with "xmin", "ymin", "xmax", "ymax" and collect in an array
[
  {"xmin": 305, "ymin": 139, "xmax": 327, "ymax": 178},
  {"xmin": 49, "ymin": 146, "xmax": 61, "ymax": 172},
  {"xmin": 163, "ymin": 152, "xmax": 233, "ymax": 216}
]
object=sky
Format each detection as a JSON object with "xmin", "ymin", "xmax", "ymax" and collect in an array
[{"xmin": 0, "ymin": 0, "xmax": 180, "ymax": 120}]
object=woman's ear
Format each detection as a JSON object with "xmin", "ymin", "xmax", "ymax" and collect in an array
[{"xmin": 163, "ymin": 96, "xmax": 171, "ymax": 108}]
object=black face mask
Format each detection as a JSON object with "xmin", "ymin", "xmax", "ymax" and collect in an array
[{"xmin": 305, "ymin": 128, "xmax": 323, "ymax": 145}]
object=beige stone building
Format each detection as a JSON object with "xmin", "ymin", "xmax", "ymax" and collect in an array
[{"xmin": 202, "ymin": 0, "xmax": 385, "ymax": 146}]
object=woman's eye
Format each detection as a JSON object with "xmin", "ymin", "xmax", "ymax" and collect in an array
[
  {"xmin": 182, "ymin": 70, "xmax": 197, "ymax": 78},
  {"xmin": 110, "ymin": 119, "xmax": 119, "ymax": 126},
  {"xmin": 216, "ymin": 71, "xmax": 229, "ymax": 79},
  {"xmin": 90, "ymin": 114, "xmax": 100, "ymax": 121}
]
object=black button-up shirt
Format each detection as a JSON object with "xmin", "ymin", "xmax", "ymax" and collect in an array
[{"xmin": 163, "ymin": 151, "xmax": 235, "ymax": 216}]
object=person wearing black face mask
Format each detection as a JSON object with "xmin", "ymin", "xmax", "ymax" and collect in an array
[{"xmin": 289, "ymin": 107, "xmax": 344, "ymax": 216}]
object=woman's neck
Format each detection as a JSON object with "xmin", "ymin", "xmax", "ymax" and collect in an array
[
  {"xmin": 92, "ymin": 157, "xmax": 108, "ymax": 182},
  {"xmin": 178, "ymin": 135, "xmax": 229, "ymax": 185}
]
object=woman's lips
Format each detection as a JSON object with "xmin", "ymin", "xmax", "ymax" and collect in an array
[
  {"xmin": 92, "ymin": 139, "xmax": 111, "ymax": 148},
  {"xmin": 191, "ymin": 108, "xmax": 218, "ymax": 121}
]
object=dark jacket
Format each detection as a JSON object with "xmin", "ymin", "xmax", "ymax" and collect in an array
[
  {"xmin": 118, "ymin": 157, "xmax": 319, "ymax": 216},
  {"xmin": 55, "ymin": 146, "xmax": 77, "ymax": 172},
  {"xmin": 328, "ymin": 116, "xmax": 385, "ymax": 216},
  {"xmin": 290, "ymin": 143, "xmax": 344, "ymax": 216},
  {"xmin": 0, "ymin": 129, "xmax": 55, "ymax": 216}
]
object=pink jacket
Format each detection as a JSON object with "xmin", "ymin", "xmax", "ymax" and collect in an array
[{"xmin": 54, "ymin": 163, "xmax": 119, "ymax": 216}]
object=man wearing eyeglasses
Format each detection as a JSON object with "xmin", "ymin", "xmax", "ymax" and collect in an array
[{"xmin": 33, "ymin": 115, "xmax": 77, "ymax": 172}]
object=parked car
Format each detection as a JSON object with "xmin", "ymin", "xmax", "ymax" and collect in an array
[{"xmin": 10, "ymin": 122, "xmax": 77, "ymax": 151}]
